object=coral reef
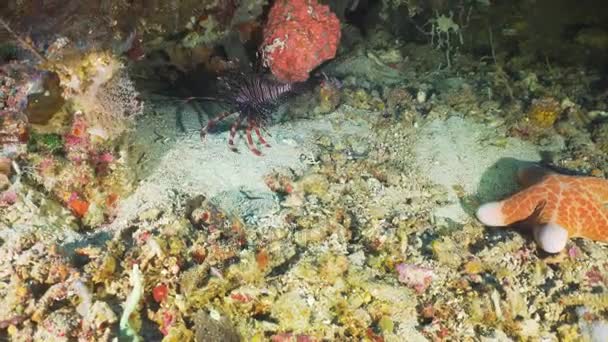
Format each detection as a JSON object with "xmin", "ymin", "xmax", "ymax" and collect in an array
[
  {"xmin": 0, "ymin": 25, "xmax": 142, "ymax": 224},
  {"xmin": 46, "ymin": 50, "xmax": 143, "ymax": 140},
  {"xmin": 261, "ymin": 0, "xmax": 341, "ymax": 82},
  {"xmin": 23, "ymin": 111, "xmax": 135, "ymax": 226},
  {"xmin": 0, "ymin": 109, "xmax": 28, "ymax": 154},
  {"xmin": 2, "ymin": 1, "xmax": 608, "ymax": 341},
  {"xmin": 0, "ymin": 63, "xmax": 35, "ymax": 155}
]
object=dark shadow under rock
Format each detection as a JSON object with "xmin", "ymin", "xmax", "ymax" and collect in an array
[{"xmin": 193, "ymin": 310, "xmax": 240, "ymax": 342}]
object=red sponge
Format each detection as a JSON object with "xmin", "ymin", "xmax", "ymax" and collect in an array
[{"xmin": 261, "ymin": 0, "xmax": 341, "ymax": 82}]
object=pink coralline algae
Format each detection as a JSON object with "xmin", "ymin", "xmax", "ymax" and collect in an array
[
  {"xmin": 0, "ymin": 189, "xmax": 17, "ymax": 207},
  {"xmin": 396, "ymin": 263, "xmax": 434, "ymax": 293},
  {"xmin": 64, "ymin": 113, "xmax": 93, "ymax": 163}
]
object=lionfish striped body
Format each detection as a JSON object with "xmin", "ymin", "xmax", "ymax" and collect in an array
[{"xmin": 200, "ymin": 72, "xmax": 301, "ymax": 156}]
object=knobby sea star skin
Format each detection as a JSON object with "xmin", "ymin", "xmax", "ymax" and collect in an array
[{"xmin": 476, "ymin": 166, "xmax": 608, "ymax": 253}]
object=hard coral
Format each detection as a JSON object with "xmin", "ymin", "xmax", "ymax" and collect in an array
[
  {"xmin": 0, "ymin": 63, "xmax": 37, "ymax": 156},
  {"xmin": 262, "ymin": 0, "xmax": 341, "ymax": 82},
  {"xmin": 316, "ymin": 78, "xmax": 342, "ymax": 114},
  {"xmin": 592, "ymin": 122, "xmax": 608, "ymax": 154},
  {"xmin": 526, "ymin": 97, "xmax": 561, "ymax": 128},
  {"xmin": 0, "ymin": 157, "xmax": 11, "ymax": 192},
  {"xmin": 51, "ymin": 51, "xmax": 143, "ymax": 141},
  {"xmin": 24, "ymin": 111, "xmax": 133, "ymax": 225},
  {"xmin": 0, "ymin": 110, "xmax": 28, "ymax": 149}
]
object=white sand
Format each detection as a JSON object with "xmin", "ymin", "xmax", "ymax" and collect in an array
[
  {"xmin": 112, "ymin": 103, "xmax": 371, "ymax": 226},
  {"xmin": 413, "ymin": 116, "xmax": 564, "ymax": 223}
]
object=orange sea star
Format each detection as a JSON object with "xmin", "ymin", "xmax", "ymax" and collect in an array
[{"xmin": 476, "ymin": 165, "xmax": 608, "ymax": 253}]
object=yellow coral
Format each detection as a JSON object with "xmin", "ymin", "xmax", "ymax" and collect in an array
[
  {"xmin": 317, "ymin": 83, "xmax": 341, "ymax": 114},
  {"xmin": 462, "ymin": 260, "xmax": 484, "ymax": 275},
  {"xmin": 162, "ymin": 324, "xmax": 194, "ymax": 342},
  {"xmin": 557, "ymin": 324, "xmax": 583, "ymax": 342},
  {"xmin": 319, "ymin": 253, "xmax": 349, "ymax": 284},
  {"xmin": 44, "ymin": 51, "xmax": 141, "ymax": 140},
  {"xmin": 300, "ymin": 173, "xmax": 330, "ymax": 198},
  {"xmin": 527, "ymin": 97, "xmax": 561, "ymax": 128},
  {"xmin": 560, "ymin": 293, "xmax": 608, "ymax": 311},
  {"xmin": 44, "ymin": 51, "xmax": 120, "ymax": 98},
  {"xmin": 91, "ymin": 255, "xmax": 117, "ymax": 284},
  {"xmin": 344, "ymin": 89, "xmax": 385, "ymax": 111},
  {"xmin": 271, "ymin": 290, "xmax": 312, "ymax": 331}
]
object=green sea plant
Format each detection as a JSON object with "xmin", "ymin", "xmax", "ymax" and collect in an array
[{"xmin": 27, "ymin": 133, "xmax": 63, "ymax": 154}]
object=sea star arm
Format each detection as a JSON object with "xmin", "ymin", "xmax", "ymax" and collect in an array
[
  {"xmin": 476, "ymin": 184, "xmax": 548, "ymax": 227},
  {"xmin": 570, "ymin": 193, "xmax": 608, "ymax": 242},
  {"xmin": 584, "ymin": 177, "xmax": 608, "ymax": 203},
  {"xmin": 533, "ymin": 223, "xmax": 569, "ymax": 253},
  {"xmin": 477, "ymin": 166, "xmax": 608, "ymax": 253}
]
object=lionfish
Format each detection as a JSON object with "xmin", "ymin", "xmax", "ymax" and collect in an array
[{"xmin": 195, "ymin": 72, "xmax": 310, "ymax": 156}]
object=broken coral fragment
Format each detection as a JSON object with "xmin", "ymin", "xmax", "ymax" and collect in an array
[
  {"xmin": 271, "ymin": 290, "xmax": 312, "ymax": 331},
  {"xmin": 120, "ymin": 264, "xmax": 144, "ymax": 341},
  {"xmin": 0, "ymin": 157, "xmax": 11, "ymax": 175},
  {"xmin": 396, "ymin": 263, "xmax": 434, "ymax": 293}
]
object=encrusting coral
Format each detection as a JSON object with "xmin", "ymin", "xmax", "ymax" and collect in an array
[
  {"xmin": 46, "ymin": 51, "xmax": 143, "ymax": 140},
  {"xmin": 477, "ymin": 165, "xmax": 608, "ymax": 253},
  {"xmin": 526, "ymin": 97, "xmax": 561, "ymax": 128}
]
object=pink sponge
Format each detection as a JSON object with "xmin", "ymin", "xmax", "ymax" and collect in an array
[{"xmin": 261, "ymin": 0, "xmax": 341, "ymax": 83}]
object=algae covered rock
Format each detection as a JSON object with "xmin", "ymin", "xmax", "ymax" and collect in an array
[
  {"xmin": 592, "ymin": 122, "xmax": 608, "ymax": 154},
  {"xmin": 193, "ymin": 310, "xmax": 240, "ymax": 342},
  {"xmin": 24, "ymin": 71, "xmax": 65, "ymax": 125},
  {"xmin": 526, "ymin": 97, "xmax": 561, "ymax": 128},
  {"xmin": 271, "ymin": 290, "xmax": 312, "ymax": 332}
]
